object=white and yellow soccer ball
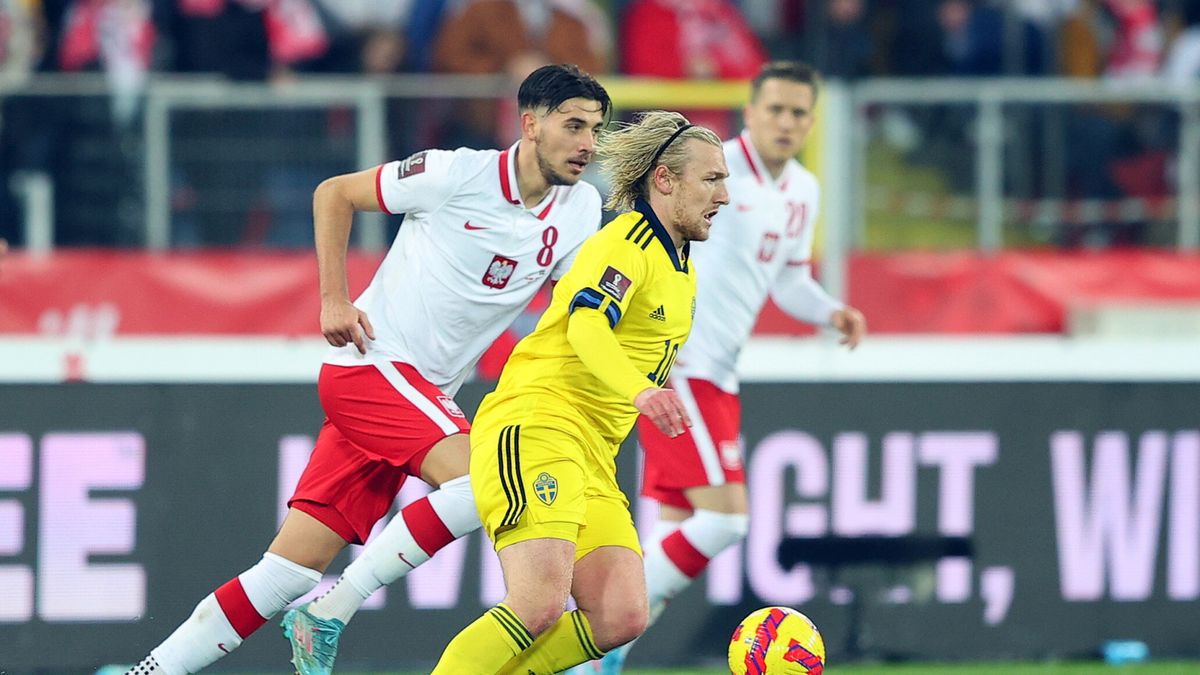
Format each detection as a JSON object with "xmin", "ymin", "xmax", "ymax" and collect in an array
[{"xmin": 728, "ymin": 606, "xmax": 826, "ymax": 674}]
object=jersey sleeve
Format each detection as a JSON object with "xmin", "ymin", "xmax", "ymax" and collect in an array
[
  {"xmin": 374, "ymin": 148, "xmax": 458, "ymax": 216},
  {"xmin": 771, "ymin": 264, "xmax": 842, "ymax": 326},
  {"xmin": 559, "ymin": 231, "xmax": 653, "ymax": 401},
  {"xmin": 558, "ymin": 231, "xmax": 648, "ymax": 332}
]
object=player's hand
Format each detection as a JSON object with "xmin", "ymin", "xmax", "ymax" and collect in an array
[
  {"xmin": 321, "ymin": 298, "xmax": 375, "ymax": 354},
  {"xmin": 634, "ymin": 387, "xmax": 692, "ymax": 438},
  {"xmin": 831, "ymin": 306, "xmax": 866, "ymax": 349}
]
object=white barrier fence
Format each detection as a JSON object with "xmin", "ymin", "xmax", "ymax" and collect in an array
[{"xmin": 1, "ymin": 336, "xmax": 1197, "ymax": 383}]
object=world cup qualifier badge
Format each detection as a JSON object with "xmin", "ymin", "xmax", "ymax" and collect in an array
[
  {"xmin": 396, "ymin": 151, "xmax": 428, "ymax": 179},
  {"xmin": 533, "ymin": 472, "xmax": 558, "ymax": 505},
  {"xmin": 599, "ymin": 266, "xmax": 632, "ymax": 301}
]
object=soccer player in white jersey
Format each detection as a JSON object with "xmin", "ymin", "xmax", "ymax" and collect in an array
[
  {"xmin": 587, "ymin": 61, "xmax": 867, "ymax": 673},
  {"xmin": 126, "ymin": 64, "xmax": 611, "ymax": 675}
]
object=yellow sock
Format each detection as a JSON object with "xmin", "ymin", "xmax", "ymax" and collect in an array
[
  {"xmin": 497, "ymin": 609, "xmax": 605, "ymax": 674},
  {"xmin": 433, "ymin": 603, "xmax": 534, "ymax": 675}
]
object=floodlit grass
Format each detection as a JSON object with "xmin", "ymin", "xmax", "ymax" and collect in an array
[{"xmin": 344, "ymin": 664, "xmax": 1197, "ymax": 675}]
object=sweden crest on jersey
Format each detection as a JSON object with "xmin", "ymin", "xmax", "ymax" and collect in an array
[{"xmin": 533, "ymin": 472, "xmax": 558, "ymax": 505}]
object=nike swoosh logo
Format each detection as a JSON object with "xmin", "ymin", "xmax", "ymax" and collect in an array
[
  {"xmin": 218, "ymin": 643, "xmax": 230, "ymax": 654},
  {"xmin": 464, "ymin": 221, "xmax": 488, "ymax": 231}
]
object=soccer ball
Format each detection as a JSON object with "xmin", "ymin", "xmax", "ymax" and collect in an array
[{"xmin": 728, "ymin": 606, "xmax": 825, "ymax": 674}]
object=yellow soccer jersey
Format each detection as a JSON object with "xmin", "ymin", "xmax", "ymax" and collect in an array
[{"xmin": 483, "ymin": 197, "xmax": 697, "ymax": 446}]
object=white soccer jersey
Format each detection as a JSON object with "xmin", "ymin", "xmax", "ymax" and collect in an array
[
  {"xmin": 673, "ymin": 131, "xmax": 843, "ymax": 393},
  {"xmin": 324, "ymin": 142, "xmax": 601, "ymax": 395}
]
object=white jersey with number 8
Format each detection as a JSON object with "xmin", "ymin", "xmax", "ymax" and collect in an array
[{"xmin": 324, "ymin": 142, "xmax": 600, "ymax": 395}]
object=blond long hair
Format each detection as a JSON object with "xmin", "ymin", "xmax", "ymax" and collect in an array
[{"xmin": 596, "ymin": 111, "xmax": 723, "ymax": 212}]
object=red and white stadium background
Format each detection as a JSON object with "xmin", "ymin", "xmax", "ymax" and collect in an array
[
  {"xmin": 2, "ymin": 250, "xmax": 1200, "ymax": 670},
  {"xmin": 4, "ymin": 250, "xmax": 1200, "ymax": 342}
]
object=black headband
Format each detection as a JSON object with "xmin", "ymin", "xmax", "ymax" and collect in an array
[{"xmin": 649, "ymin": 123, "xmax": 695, "ymax": 171}]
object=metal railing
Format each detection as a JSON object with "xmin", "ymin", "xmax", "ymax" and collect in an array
[
  {"xmin": 3, "ymin": 74, "xmax": 1199, "ymax": 299},
  {"xmin": 842, "ymin": 77, "xmax": 1200, "ymax": 252}
]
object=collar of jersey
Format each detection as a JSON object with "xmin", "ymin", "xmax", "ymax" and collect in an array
[
  {"xmin": 499, "ymin": 141, "xmax": 558, "ymax": 218},
  {"xmin": 737, "ymin": 131, "xmax": 793, "ymax": 191},
  {"xmin": 634, "ymin": 197, "xmax": 689, "ymax": 273}
]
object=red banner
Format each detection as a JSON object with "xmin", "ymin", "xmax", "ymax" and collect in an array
[
  {"xmin": 756, "ymin": 250, "xmax": 1200, "ymax": 335},
  {"xmin": 4, "ymin": 250, "xmax": 1200, "ymax": 338}
]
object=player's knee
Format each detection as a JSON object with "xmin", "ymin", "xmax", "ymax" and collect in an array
[
  {"xmin": 693, "ymin": 509, "xmax": 751, "ymax": 547},
  {"xmin": 591, "ymin": 604, "xmax": 649, "ymax": 651},
  {"xmin": 521, "ymin": 603, "xmax": 567, "ymax": 636}
]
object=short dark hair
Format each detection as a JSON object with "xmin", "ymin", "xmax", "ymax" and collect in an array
[
  {"xmin": 518, "ymin": 64, "xmax": 612, "ymax": 118},
  {"xmin": 750, "ymin": 61, "xmax": 821, "ymax": 101}
]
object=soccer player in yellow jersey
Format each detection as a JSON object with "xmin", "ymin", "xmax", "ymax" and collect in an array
[{"xmin": 431, "ymin": 111, "xmax": 730, "ymax": 674}]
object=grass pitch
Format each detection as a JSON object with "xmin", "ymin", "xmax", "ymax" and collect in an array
[{"xmin": 366, "ymin": 664, "xmax": 1198, "ymax": 674}]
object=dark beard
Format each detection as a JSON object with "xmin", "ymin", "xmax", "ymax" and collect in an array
[
  {"xmin": 671, "ymin": 189, "xmax": 708, "ymax": 242},
  {"xmin": 536, "ymin": 145, "xmax": 577, "ymax": 186}
]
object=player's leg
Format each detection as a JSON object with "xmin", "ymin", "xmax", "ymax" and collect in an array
[
  {"xmin": 297, "ymin": 432, "xmax": 477, "ymax": 624},
  {"xmin": 126, "ymin": 414, "xmax": 379, "ymax": 675},
  {"xmin": 130, "ymin": 514, "xmax": 338, "ymax": 675},
  {"xmin": 502, "ymin": 493, "xmax": 647, "ymax": 674},
  {"xmin": 434, "ymin": 420, "xmax": 588, "ymax": 674},
  {"xmin": 590, "ymin": 378, "xmax": 747, "ymax": 673},
  {"xmin": 281, "ymin": 361, "xmax": 477, "ymax": 674},
  {"xmin": 641, "ymin": 377, "xmax": 748, "ymax": 613},
  {"xmin": 435, "ymin": 537, "xmax": 577, "ymax": 674},
  {"xmin": 648, "ymin": 483, "xmax": 749, "ymax": 606}
]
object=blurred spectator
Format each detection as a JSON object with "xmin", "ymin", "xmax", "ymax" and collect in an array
[
  {"xmin": 936, "ymin": 0, "xmax": 1004, "ymax": 76},
  {"xmin": 620, "ymin": 0, "xmax": 764, "ymax": 80},
  {"xmin": 153, "ymin": 0, "xmax": 339, "ymax": 248},
  {"xmin": 813, "ymin": 0, "xmax": 874, "ymax": 80},
  {"xmin": 57, "ymin": 0, "xmax": 155, "ymax": 125},
  {"xmin": 1162, "ymin": 2, "xmax": 1200, "ymax": 82},
  {"xmin": 1008, "ymin": 0, "xmax": 1078, "ymax": 74},
  {"xmin": 619, "ymin": 0, "xmax": 765, "ymax": 136},
  {"xmin": 1, "ymin": 1, "xmax": 42, "ymax": 245},
  {"xmin": 308, "ymin": 0, "xmax": 410, "ymax": 74},
  {"xmin": 1054, "ymin": 0, "xmax": 1167, "ymax": 246},
  {"xmin": 157, "ymin": 0, "xmax": 328, "ymax": 82},
  {"xmin": 432, "ymin": 0, "xmax": 609, "ymax": 147},
  {"xmin": 1, "ymin": 0, "xmax": 40, "ymax": 81},
  {"xmin": 399, "ymin": 0, "xmax": 450, "ymax": 72},
  {"xmin": 433, "ymin": 0, "xmax": 606, "ymax": 77},
  {"xmin": 1060, "ymin": 0, "xmax": 1106, "ymax": 76},
  {"xmin": 1102, "ymin": 0, "xmax": 1163, "ymax": 80}
]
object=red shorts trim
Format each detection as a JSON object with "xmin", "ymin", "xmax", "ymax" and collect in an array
[
  {"xmin": 288, "ymin": 362, "xmax": 470, "ymax": 544},
  {"xmin": 639, "ymin": 377, "xmax": 744, "ymax": 510}
]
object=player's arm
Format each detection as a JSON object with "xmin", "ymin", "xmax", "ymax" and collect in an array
[
  {"xmin": 561, "ymin": 236, "xmax": 691, "ymax": 436},
  {"xmin": 774, "ymin": 191, "xmax": 865, "ymax": 348},
  {"xmin": 314, "ymin": 151, "xmax": 456, "ymax": 353},
  {"xmin": 566, "ymin": 309, "xmax": 691, "ymax": 437},
  {"xmin": 313, "ymin": 167, "xmax": 382, "ymax": 354},
  {"xmin": 772, "ymin": 266, "xmax": 865, "ymax": 348}
]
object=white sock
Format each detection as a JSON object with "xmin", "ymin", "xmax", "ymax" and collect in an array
[
  {"xmin": 149, "ymin": 553, "xmax": 320, "ymax": 674},
  {"xmin": 310, "ymin": 475, "xmax": 480, "ymax": 624},
  {"xmin": 645, "ymin": 510, "xmax": 749, "ymax": 610},
  {"xmin": 652, "ymin": 518, "xmax": 682, "ymax": 541}
]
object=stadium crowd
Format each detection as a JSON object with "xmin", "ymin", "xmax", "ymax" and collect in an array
[
  {"xmin": 1, "ymin": 1, "xmax": 1195, "ymax": 84},
  {"xmin": 1, "ymin": 0, "xmax": 1198, "ymax": 247}
]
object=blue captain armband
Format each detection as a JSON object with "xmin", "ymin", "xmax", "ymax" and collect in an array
[{"xmin": 570, "ymin": 288, "xmax": 622, "ymax": 329}]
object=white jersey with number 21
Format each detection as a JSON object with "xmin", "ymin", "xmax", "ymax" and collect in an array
[{"xmin": 673, "ymin": 132, "xmax": 842, "ymax": 393}]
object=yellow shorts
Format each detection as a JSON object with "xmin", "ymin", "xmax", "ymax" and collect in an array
[{"xmin": 470, "ymin": 416, "xmax": 641, "ymax": 560}]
